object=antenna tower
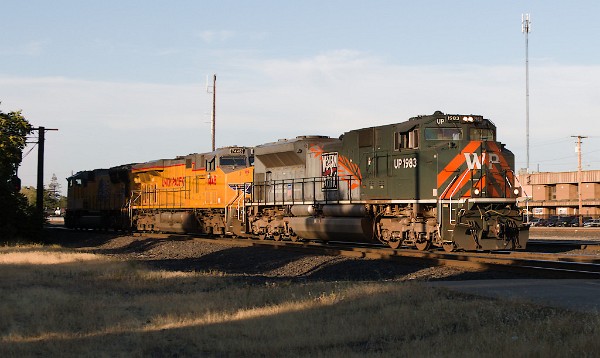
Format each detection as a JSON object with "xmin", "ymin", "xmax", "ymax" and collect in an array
[{"xmin": 522, "ymin": 13, "xmax": 531, "ymax": 171}]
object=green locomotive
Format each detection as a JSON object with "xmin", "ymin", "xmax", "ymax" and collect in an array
[{"xmin": 247, "ymin": 111, "xmax": 528, "ymax": 251}]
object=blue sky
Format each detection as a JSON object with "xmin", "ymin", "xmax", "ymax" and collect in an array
[{"xmin": 2, "ymin": 1, "xmax": 600, "ymax": 193}]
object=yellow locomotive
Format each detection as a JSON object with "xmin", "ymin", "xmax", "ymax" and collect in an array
[
  {"xmin": 130, "ymin": 146, "xmax": 253, "ymax": 235},
  {"xmin": 65, "ymin": 165, "xmax": 132, "ymax": 230}
]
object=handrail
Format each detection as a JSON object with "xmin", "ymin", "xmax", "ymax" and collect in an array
[
  {"xmin": 252, "ymin": 175, "xmax": 357, "ymax": 205},
  {"xmin": 225, "ymin": 189, "xmax": 242, "ymax": 224},
  {"xmin": 448, "ymin": 170, "xmax": 470, "ymax": 224},
  {"xmin": 437, "ymin": 174, "xmax": 457, "ymax": 234}
]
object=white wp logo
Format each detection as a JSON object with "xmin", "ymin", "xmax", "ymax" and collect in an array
[{"xmin": 464, "ymin": 153, "xmax": 500, "ymax": 170}]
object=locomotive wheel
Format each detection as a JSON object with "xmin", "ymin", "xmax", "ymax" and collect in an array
[
  {"xmin": 258, "ymin": 234, "xmax": 266, "ymax": 240},
  {"xmin": 415, "ymin": 239, "xmax": 432, "ymax": 251},
  {"xmin": 443, "ymin": 242, "xmax": 456, "ymax": 252},
  {"xmin": 272, "ymin": 233, "xmax": 281, "ymax": 241},
  {"xmin": 289, "ymin": 233, "xmax": 299, "ymax": 242},
  {"xmin": 387, "ymin": 239, "xmax": 402, "ymax": 249}
]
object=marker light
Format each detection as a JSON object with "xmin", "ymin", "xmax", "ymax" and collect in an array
[
  {"xmin": 473, "ymin": 188, "xmax": 480, "ymax": 196},
  {"xmin": 513, "ymin": 188, "xmax": 521, "ymax": 196}
]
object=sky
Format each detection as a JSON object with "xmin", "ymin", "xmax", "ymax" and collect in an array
[{"xmin": 2, "ymin": 1, "xmax": 600, "ymax": 194}]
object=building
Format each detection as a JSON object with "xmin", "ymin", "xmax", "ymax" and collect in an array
[{"xmin": 517, "ymin": 170, "xmax": 600, "ymax": 218}]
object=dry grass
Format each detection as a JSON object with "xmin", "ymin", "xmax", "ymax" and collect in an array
[{"xmin": 1, "ymin": 245, "xmax": 599, "ymax": 357}]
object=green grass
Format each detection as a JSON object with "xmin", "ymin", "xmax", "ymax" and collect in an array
[{"xmin": 0, "ymin": 245, "xmax": 599, "ymax": 357}]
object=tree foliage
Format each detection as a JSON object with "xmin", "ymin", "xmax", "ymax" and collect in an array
[
  {"xmin": 0, "ymin": 106, "xmax": 39, "ymax": 241},
  {"xmin": 20, "ymin": 174, "xmax": 67, "ymax": 214},
  {"xmin": 21, "ymin": 184, "xmax": 67, "ymax": 213}
]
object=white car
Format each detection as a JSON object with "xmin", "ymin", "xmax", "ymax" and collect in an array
[{"xmin": 583, "ymin": 219, "xmax": 600, "ymax": 227}]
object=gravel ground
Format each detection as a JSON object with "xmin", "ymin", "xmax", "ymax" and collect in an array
[{"xmin": 41, "ymin": 227, "xmax": 536, "ymax": 284}]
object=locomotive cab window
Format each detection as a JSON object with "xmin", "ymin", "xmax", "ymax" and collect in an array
[
  {"xmin": 394, "ymin": 128, "xmax": 419, "ymax": 150},
  {"xmin": 206, "ymin": 157, "xmax": 216, "ymax": 172},
  {"xmin": 424, "ymin": 128, "xmax": 463, "ymax": 141},
  {"xmin": 220, "ymin": 156, "xmax": 247, "ymax": 166},
  {"xmin": 469, "ymin": 128, "xmax": 495, "ymax": 141}
]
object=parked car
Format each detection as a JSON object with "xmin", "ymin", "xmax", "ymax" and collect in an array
[
  {"xmin": 583, "ymin": 218, "xmax": 595, "ymax": 226},
  {"xmin": 555, "ymin": 216, "xmax": 574, "ymax": 227},
  {"xmin": 557, "ymin": 216, "xmax": 583, "ymax": 227},
  {"xmin": 545, "ymin": 216, "xmax": 559, "ymax": 227},
  {"xmin": 584, "ymin": 219, "xmax": 600, "ymax": 227}
]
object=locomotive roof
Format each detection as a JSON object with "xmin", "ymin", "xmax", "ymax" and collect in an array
[
  {"xmin": 344, "ymin": 111, "xmax": 493, "ymax": 135},
  {"xmin": 255, "ymin": 135, "xmax": 333, "ymax": 148},
  {"xmin": 132, "ymin": 146, "xmax": 251, "ymax": 171}
]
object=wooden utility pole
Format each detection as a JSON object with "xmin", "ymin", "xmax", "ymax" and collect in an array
[
  {"xmin": 572, "ymin": 135, "xmax": 586, "ymax": 226},
  {"xmin": 208, "ymin": 74, "xmax": 216, "ymax": 151}
]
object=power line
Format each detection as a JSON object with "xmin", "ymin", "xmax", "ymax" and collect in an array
[{"xmin": 22, "ymin": 143, "xmax": 38, "ymax": 159}]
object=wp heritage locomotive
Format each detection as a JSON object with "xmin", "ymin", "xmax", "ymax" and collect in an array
[{"xmin": 66, "ymin": 111, "xmax": 529, "ymax": 251}]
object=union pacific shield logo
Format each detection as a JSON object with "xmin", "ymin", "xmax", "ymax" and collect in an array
[{"xmin": 438, "ymin": 141, "xmax": 514, "ymax": 199}]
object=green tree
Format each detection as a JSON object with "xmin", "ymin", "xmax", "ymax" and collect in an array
[
  {"xmin": 20, "ymin": 183, "xmax": 67, "ymax": 216},
  {"xmin": 45, "ymin": 173, "xmax": 62, "ymax": 212},
  {"xmin": 0, "ymin": 106, "xmax": 39, "ymax": 241},
  {"xmin": 20, "ymin": 186, "xmax": 37, "ymax": 205}
]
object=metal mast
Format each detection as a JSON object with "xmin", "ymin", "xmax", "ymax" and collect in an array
[
  {"xmin": 522, "ymin": 13, "xmax": 531, "ymax": 171},
  {"xmin": 572, "ymin": 135, "xmax": 587, "ymax": 226}
]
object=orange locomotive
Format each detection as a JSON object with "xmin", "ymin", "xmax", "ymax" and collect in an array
[
  {"xmin": 66, "ymin": 147, "xmax": 253, "ymax": 235},
  {"xmin": 130, "ymin": 146, "xmax": 253, "ymax": 235}
]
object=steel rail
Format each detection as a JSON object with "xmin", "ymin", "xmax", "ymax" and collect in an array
[
  {"xmin": 71, "ymin": 229, "xmax": 600, "ymax": 279},
  {"xmin": 173, "ymin": 235, "xmax": 600, "ymax": 279}
]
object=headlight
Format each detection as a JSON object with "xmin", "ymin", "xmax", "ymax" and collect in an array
[{"xmin": 473, "ymin": 188, "xmax": 480, "ymax": 196}]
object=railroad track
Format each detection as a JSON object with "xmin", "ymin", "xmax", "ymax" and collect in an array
[
  {"xmin": 528, "ymin": 239, "xmax": 600, "ymax": 252},
  {"xmin": 55, "ymin": 227, "xmax": 600, "ymax": 279},
  {"xmin": 148, "ymin": 234, "xmax": 600, "ymax": 279}
]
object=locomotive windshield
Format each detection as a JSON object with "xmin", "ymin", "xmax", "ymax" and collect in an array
[
  {"xmin": 424, "ymin": 128, "xmax": 463, "ymax": 141},
  {"xmin": 219, "ymin": 156, "xmax": 247, "ymax": 166},
  {"xmin": 469, "ymin": 128, "xmax": 495, "ymax": 141}
]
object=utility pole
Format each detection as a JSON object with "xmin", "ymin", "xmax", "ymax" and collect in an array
[
  {"xmin": 522, "ymin": 13, "xmax": 531, "ymax": 172},
  {"xmin": 33, "ymin": 126, "xmax": 58, "ymax": 225},
  {"xmin": 206, "ymin": 74, "xmax": 217, "ymax": 151},
  {"xmin": 572, "ymin": 135, "xmax": 586, "ymax": 226}
]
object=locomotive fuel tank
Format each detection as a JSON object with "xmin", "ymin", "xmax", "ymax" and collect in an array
[{"xmin": 287, "ymin": 217, "xmax": 373, "ymax": 242}]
